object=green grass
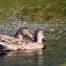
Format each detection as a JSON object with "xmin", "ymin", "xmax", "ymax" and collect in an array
[
  {"xmin": 0, "ymin": 0, "xmax": 66, "ymax": 25},
  {"xmin": 0, "ymin": 0, "xmax": 66, "ymax": 9}
]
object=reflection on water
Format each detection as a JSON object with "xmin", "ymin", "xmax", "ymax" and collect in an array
[
  {"xmin": 0, "ymin": 50, "xmax": 12, "ymax": 58},
  {"xmin": 34, "ymin": 53, "xmax": 44, "ymax": 66},
  {"xmin": 0, "ymin": 49, "xmax": 44, "ymax": 66}
]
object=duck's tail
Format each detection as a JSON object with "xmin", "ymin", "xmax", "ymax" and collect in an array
[{"xmin": 0, "ymin": 42, "xmax": 18, "ymax": 51}]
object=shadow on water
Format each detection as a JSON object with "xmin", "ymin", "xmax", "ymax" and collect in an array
[{"xmin": 0, "ymin": 50, "xmax": 12, "ymax": 59}]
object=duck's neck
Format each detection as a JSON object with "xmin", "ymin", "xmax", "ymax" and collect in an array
[
  {"xmin": 37, "ymin": 38, "xmax": 42, "ymax": 43},
  {"xmin": 17, "ymin": 34, "xmax": 23, "ymax": 40}
]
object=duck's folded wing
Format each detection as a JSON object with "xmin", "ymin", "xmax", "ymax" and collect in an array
[{"xmin": 0, "ymin": 42, "xmax": 20, "ymax": 50}]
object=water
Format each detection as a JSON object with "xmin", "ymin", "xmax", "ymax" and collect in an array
[
  {"xmin": 44, "ymin": 39, "xmax": 66, "ymax": 66},
  {"xmin": 0, "ymin": 39, "xmax": 66, "ymax": 66}
]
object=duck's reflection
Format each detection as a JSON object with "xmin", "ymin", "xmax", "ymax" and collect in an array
[
  {"xmin": 0, "ymin": 49, "xmax": 44, "ymax": 66},
  {"xmin": 0, "ymin": 50, "xmax": 11, "ymax": 58},
  {"xmin": 34, "ymin": 49, "xmax": 44, "ymax": 66}
]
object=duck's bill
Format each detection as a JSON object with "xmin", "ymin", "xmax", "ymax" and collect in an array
[
  {"xmin": 42, "ymin": 38, "xmax": 46, "ymax": 41},
  {"xmin": 31, "ymin": 37, "xmax": 34, "ymax": 41}
]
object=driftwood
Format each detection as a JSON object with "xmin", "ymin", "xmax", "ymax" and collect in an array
[{"xmin": 0, "ymin": 34, "xmax": 43, "ymax": 51}]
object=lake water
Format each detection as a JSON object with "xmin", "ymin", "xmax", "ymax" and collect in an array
[{"xmin": 0, "ymin": 39, "xmax": 66, "ymax": 66}]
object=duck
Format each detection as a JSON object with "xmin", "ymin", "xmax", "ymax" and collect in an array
[
  {"xmin": 0, "ymin": 30, "xmax": 44, "ymax": 51},
  {"xmin": 14, "ymin": 27, "xmax": 34, "ymax": 41}
]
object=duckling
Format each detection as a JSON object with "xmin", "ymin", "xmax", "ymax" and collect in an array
[{"xmin": 14, "ymin": 27, "xmax": 34, "ymax": 41}]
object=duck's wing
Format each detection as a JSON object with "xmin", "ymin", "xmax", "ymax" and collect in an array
[{"xmin": 0, "ymin": 42, "xmax": 20, "ymax": 50}]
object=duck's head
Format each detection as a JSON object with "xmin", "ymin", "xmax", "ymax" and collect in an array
[{"xmin": 20, "ymin": 27, "xmax": 34, "ymax": 40}]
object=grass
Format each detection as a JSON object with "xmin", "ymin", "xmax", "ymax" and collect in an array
[{"xmin": 0, "ymin": 0, "xmax": 66, "ymax": 25}]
